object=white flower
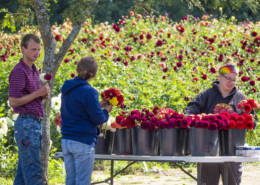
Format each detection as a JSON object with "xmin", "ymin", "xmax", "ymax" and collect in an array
[
  {"xmin": 0, "ymin": 118, "xmax": 8, "ymax": 135},
  {"xmin": 0, "ymin": 118, "xmax": 7, "ymax": 126},
  {"xmin": 7, "ymin": 100, "xmax": 10, "ymax": 107},
  {"xmin": 110, "ymin": 128, "xmax": 116, "ymax": 132},
  {"xmin": 105, "ymin": 21, "xmax": 108, "ymax": 25},
  {"xmin": 12, "ymin": 114, "xmax": 19, "ymax": 121},
  {"xmin": 51, "ymin": 97, "xmax": 61, "ymax": 109},
  {"xmin": 56, "ymin": 126, "xmax": 61, "ymax": 133},
  {"xmin": 5, "ymin": 117, "xmax": 14, "ymax": 127},
  {"xmin": 0, "ymin": 129, "xmax": 5, "ymax": 138},
  {"xmin": 39, "ymin": 73, "xmax": 47, "ymax": 83}
]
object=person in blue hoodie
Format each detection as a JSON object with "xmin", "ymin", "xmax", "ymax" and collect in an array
[{"xmin": 60, "ymin": 56, "xmax": 113, "ymax": 185}]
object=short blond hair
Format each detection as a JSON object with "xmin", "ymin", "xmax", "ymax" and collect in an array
[{"xmin": 218, "ymin": 57, "xmax": 235, "ymax": 73}]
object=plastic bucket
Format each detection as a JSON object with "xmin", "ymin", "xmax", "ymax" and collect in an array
[
  {"xmin": 219, "ymin": 128, "xmax": 247, "ymax": 156},
  {"xmin": 185, "ymin": 128, "xmax": 191, "ymax": 156},
  {"xmin": 113, "ymin": 128, "xmax": 132, "ymax": 155},
  {"xmin": 131, "ymin": 128, "xmax": 159, "ymax": 156},
  {"xmin": 95, "ymin": 131, "xmax": 114, "ymax": 154},
  {"xmin": 160, "ymin": 128, "xmax": 187, "ymax": 156},
  {"xmin": 190, "ymin": 127, "xmax": 219, "ymax": 156}
]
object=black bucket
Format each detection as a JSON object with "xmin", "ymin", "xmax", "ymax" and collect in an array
[
  {"xmin": 185, "ymin": 128, "xmax": 191, "ymax": 156},
  {"xmin": 219, "ymin": 128, "xmax": 247, "ymax": 156},
  {"xmin": 131, "ymin": 128, "xmax": 159, "ymax": 156},
  {"xmin": 190, "ymin": 127, "xmax": 219, "ymax": 156},
  {"xmin": 95, "ymin": 131, "xmax": 114, "ymax": 154},
  {"xmin": 160, "ymin": 128, "xmax": 187, "ymax": 156},
  {"xmin": 113, "ymin": 128, "xmax": 132, "ymax": 155}
]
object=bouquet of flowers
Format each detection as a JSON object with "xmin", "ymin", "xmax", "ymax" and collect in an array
[
  {"xmin": 237, "ymin": 99, "xmax": 259, "ymax": 113},
  {"xmin": 115, "ymin": 106, "xmax": 187, "ymax": 130},
  {"xmin": 101, "ymin": 88, "xmax": 124, "ymax": 106}
]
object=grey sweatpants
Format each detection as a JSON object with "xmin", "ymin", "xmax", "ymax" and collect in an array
[{"xmin": 201, "ymin": 162, "xmax": 243, "ymax": 185}]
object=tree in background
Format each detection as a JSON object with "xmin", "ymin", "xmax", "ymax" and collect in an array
[{"xmin": 0, "ymin": 0, "xmax": 259, "ymax": 184}]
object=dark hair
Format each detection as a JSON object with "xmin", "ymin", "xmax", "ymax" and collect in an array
[
  {"xmin": 21, "ymin": 34, "xmax": 41, "ymax": 49},
  {"xmin": 76, "ymin": 56, "xmax": 98, "ymax": 80}
]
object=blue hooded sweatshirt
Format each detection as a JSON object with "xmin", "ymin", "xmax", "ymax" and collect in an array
[{"xmin": 60, "ymin": 76, "xmax": 109, "ymax": 147}]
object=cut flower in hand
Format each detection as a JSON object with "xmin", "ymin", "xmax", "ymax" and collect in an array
[{"xmin": 101, "ymin": 88, "xmax": 124, "ymax": 106}]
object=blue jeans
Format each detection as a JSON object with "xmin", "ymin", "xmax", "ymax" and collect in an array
[
  {"xmin": 61, "ymin": 139, "xmax": 95, "ymax": 185},
  {"xmin": 13, "ymin": 115, "xmax": 43, "ymax": 185}
]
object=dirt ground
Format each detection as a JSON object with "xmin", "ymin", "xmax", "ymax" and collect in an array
[{"xmin": 91, "ymin": 164, "xmax": 260, "ymax": 185}]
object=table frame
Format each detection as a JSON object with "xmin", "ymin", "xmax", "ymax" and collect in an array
[{"xmin": 54, "ymin": 152, "xmax": 260, "ymax": 185}]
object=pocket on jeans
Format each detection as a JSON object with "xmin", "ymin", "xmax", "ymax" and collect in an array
[
  {"xmin": 70, "ymin": 141, "xmax": 94, "ymax": 155},
  {"xmin": 17, "ymin": 142, "xmax": 32, "ymax": 165}
]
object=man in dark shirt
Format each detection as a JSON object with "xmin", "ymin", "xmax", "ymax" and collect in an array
[{"xmin": 9, "ymin": 34, "xmax": 50, "ymax": 185}]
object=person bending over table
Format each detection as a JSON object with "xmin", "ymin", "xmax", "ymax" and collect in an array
[
  {"xmin": 60, "ymin": 56, "xmax": 113, "ymax": 185},
  {"xmin": 184, "ymin": 57, "xmax": 257, "ymax": 185}
]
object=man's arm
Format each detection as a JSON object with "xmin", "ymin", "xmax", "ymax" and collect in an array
[{"xmin": 9, "ymin": 84, "xmax": 50, "ymax": 108}]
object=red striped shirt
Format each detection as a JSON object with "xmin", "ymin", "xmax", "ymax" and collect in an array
[{"xmin": 9, "ymin": 58, "xmax": 44, "ymax": 117}]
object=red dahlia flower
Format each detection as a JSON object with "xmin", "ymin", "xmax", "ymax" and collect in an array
[
  {"xmin": 156, "ymin": 40, "xmax": 163, "ymax": 47},
  {"xmin": 210, "ymin": 67, "xmax": 216, "ymax": 73},
  {"xmin": 251, "ymin": 32, "xmax": 258, "ymax": 37},
  {"xmin": 161, "ymin": 121, "xmax": 169, "ymax": 129},
  {"xmin": 71, "ymin": 73, "xmax": 75, "ymax": 78},
  {"xmin": 245, "ymin": 121, "xmax": 254, "ymax": 129},
  {"xmin": 176, "ymin": 25, "xmax": 185, "ymax": 33},
  {"xmin": 230, "ymin": 113, "xmax": 238, "ymax": 121},
  {"xmin": 141, "ymin": 121, "xmax": 149, "ymax": 130},
  {"xmin": 150, "ymin": 117, "xmax": 159, "ymax": 126},
  {"xmin": 146, "ymin": 34, "xmax": 152, "ymax": 40},
  {"xmin": 247, "ymin": 99, "xmax": 255, "ymax": 106},
  {"xmin": 175, "ymin": 119, "xmax": 182, "ymax": 128},
  {"xmin": 209, "ymin": 122, "xmax": 218, "ymax": 131},
  {"xmin": 116, "ymin": 116, "xmax": 125, "ymax": 124},
  {"xmin": 64, "ymin": 59, "xmax": 69, "ymax": 63},
  {"xmin": 202, "ymin": 74, "xmax": 207, "ymax": 80},
  {"xmin": 241, "ymin": 76, "xmax": 248, "ymax": 82},
  {"xmin": 55, "ymin": 35, "xmax": 62, "ymax": 41},
  {"xmin": 229, "ymin": 120, "xmax": 236, "ymax": 128},
  {"xmin": 250, "ymin": 80, "xmax": 255, "ymax": 86},
  {"xmin": 152, "ymin": 106, "xmax": 159, "ymax": 115},
  {"xmin": 244, "ymin": 103, "xmax": 252, "ymax": 113},
  {"xmin": 251, "ymin": 88, "xmax": 256, "ymax": 93},
  {"xmin": 207, "ymin": 46, "xmax": 214, "ymax": 51},
  {"xmin": 117, "ymin": 95, "xmax": 124, "ymax": 106},
  {"xmin": 177, "ymin": 62, "xmax": 182, "ymax": 68},
  {"xmin": 169, "ymin": 118, "xmax": 176, "ymax": 128},
  {"xmin": 236, "ymin": 121, "xmax": 245, "ymax": 129},
  {"xmin": 44, "ymin": 74, "xmax": 52, "ymax": 81},
  {"xmin": 202, "ymin": 121, "xmax": 209, "ymax": 129},
  {"xmin": 104, "ymin": 88, "xmax": 117, "ymax": 99}
]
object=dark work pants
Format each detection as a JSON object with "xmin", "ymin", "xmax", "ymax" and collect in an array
[{"xmin": 201, "ymin": 162, "xmax": 243, "ymax": 185}]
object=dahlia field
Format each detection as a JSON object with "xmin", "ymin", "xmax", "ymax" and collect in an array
[{"xmin": 0, "ymin": 12, "xmax": 260, "ymax": 156}]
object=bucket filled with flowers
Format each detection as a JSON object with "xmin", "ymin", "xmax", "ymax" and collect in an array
[
  {"xmin": 189, "ymin": 114, "xmax": 220, "ymax": 156},
  {"xmin": 219, "ymin": 99, "xmax": 259, "ymax": 156},
  {"xmin": 111, "ymin": 115, "xmax": 132, "ymax": 155},
  {"xmin": 115, "ymin": 107, "xmax": 160, "ymax": 156},
  {"xmin": 95, "ymin": 117, "xmax": 116, "ymax": 155},
  {"xmin": 156, "ymin": 108, "xmax": 187, "ymax": 156}
]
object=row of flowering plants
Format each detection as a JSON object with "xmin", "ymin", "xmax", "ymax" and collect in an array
[{"xmin": 2, "ymin": 12, "xmax": 260, "ymax": 117}]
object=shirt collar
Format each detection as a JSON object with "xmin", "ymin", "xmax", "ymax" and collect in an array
[{"xmin": 20, "ymin": 58, "xmax": 37, "ymax": 71}]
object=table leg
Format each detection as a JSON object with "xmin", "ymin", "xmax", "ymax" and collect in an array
[
  {"xmin": 223, "ymin": 162, "xmax": 228, "ymax": 185},
  {"xmin": 197, "ymin": 163, "xmax": 202, "ymax": 185},
  {"xmin": 111, "ymin": 160, "xmax": 114, "ymax": 185}
]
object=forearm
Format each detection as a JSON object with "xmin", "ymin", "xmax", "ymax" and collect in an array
[{"xmin": 9, "ymin": 91, "xmax": 39, "ymax": 108}]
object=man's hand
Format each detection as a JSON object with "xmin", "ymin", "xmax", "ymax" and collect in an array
[
  {"xmin": 100, "ymin": 100, "xmax": 108, "ymax": 109},
  {"xmin": 42, "ymin": 94, "xmax": 50, "ymax": 101},
  {"xmin": 37, "ymin": 84, "xmax": 50, "ymax": 97}
]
